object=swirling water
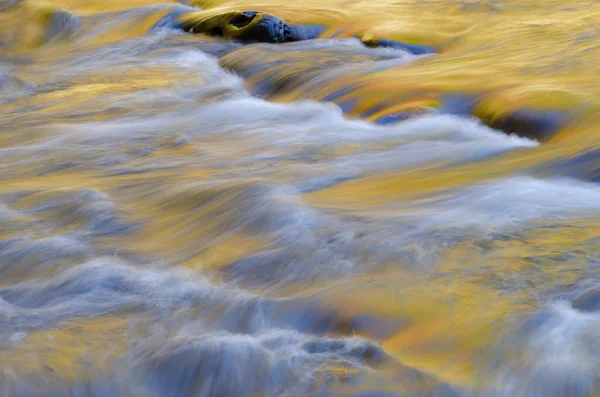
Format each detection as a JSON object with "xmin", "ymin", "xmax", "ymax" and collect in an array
[{"xmin": 2, "ymin": 1, "xmax": 600, "ymax": 396}]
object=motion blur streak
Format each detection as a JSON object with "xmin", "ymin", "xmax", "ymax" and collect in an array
[{"xmin": 1, "ymin": 0, "xmax": 600, "ymax": 396}]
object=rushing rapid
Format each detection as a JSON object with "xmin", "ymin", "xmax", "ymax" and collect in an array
[{"xmin": 2, "ymin": 0, "xmax": 600, "ymax": 396}]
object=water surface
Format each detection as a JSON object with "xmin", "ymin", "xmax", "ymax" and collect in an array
[{"xmin": 2, "ymin": 0, "xmax": 600, "ymax": 396}]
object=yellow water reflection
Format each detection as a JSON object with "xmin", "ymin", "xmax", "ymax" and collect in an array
[{"xmin": 2, "ymin": 0, "xmax": 600, "ymax": 394}]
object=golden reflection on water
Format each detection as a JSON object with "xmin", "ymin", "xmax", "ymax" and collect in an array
[
  {"xmin": 2, "ymin": 0, "xmax": 600, "ymax": 394},
  {"xmin": 191, "ymin": 0, "xmax": 600, "ymax": 124}
]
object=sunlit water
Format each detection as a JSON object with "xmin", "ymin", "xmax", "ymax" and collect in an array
[{"xmin": 2, "ymin": 0, "xmax": 600, "ymax": 396}]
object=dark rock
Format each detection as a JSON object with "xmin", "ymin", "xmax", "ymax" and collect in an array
[{"xmin": 182, "ymin": 11, "xmax": 292, "ymax": 43}]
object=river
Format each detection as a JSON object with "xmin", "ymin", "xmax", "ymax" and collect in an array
[{"xmin": 1, "ymin": 0, "xmax": 600, "ymax": 396}]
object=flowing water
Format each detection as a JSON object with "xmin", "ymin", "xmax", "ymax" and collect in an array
[{"xmin": 2, "ymin": 0, "xmax": 600, "ymax": 396}]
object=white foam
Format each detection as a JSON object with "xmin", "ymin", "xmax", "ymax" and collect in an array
[
  {"xmin": 393, "ymin": 176, "xmax": 600, "ymax": 234},
  {"xmin": 493, "ymin": 301, "xmax": 600, "ymax": 397},
  {"xmin": 126, "ymin": 328, "xmax": 381, "ymax": 397},
  {"xmin": 259, "ymin": 37, "xmax": 421, "ymax": 59},
  {"xmin": 186, "ymin": 97, "xmax": 537, "ymax": 146},
  {"xmin": 0, "ymin": 257, "xmax": 254, "ymax": 316}
]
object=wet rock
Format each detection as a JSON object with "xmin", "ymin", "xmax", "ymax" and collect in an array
[{"xmin": 182, "ymin": 11, "xmax": 292, "ymax": 43}]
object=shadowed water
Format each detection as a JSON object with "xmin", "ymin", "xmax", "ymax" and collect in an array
[{"xmin": 1, "ymin": 1, "xmax": 600, "ymax": 396}]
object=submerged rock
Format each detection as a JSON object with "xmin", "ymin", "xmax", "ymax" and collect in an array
[
  {"xmin": 482, "ymin": 108, "xmax": 567, "ymax": 141},
  {"xmin": 440, "ymin": 95, "xmax": 567, "ymax": 141}
]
